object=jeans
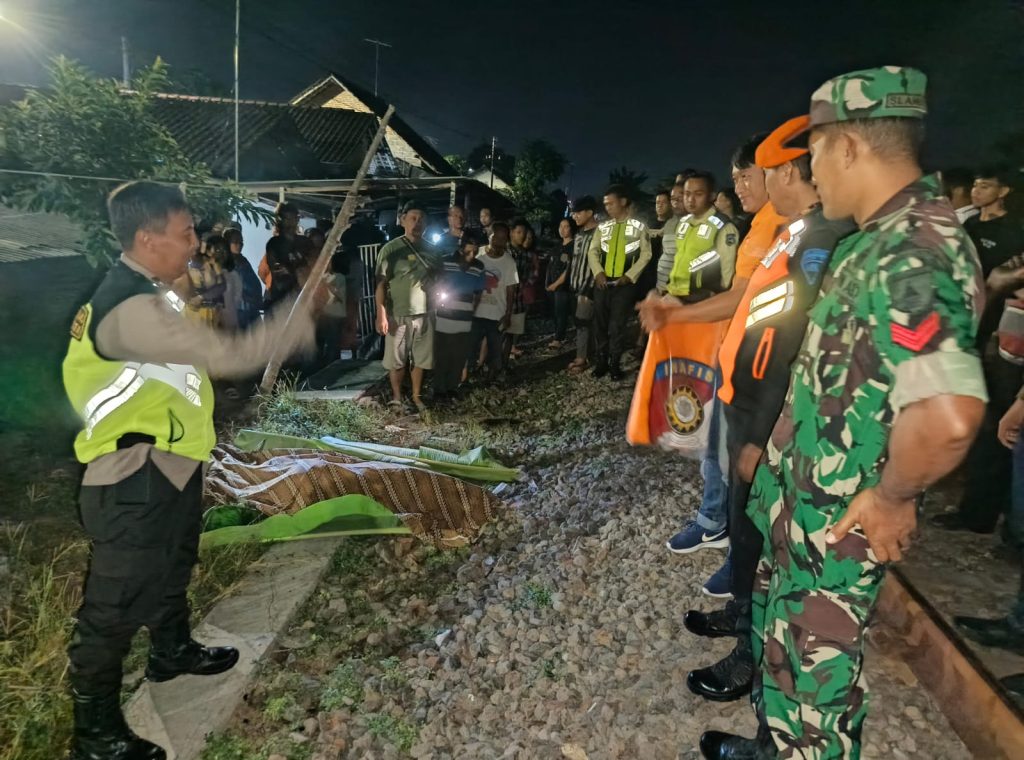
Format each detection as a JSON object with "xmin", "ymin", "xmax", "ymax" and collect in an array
[{"xmin": 696, "ymin": 391, "xmax": 729, "ymax": 532}]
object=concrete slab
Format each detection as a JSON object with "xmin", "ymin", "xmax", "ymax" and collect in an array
[
  {"xmin": 124, "ymin": 537, "xmax": 343, "ymax": 760},
  {"xmin": 293, "ymin": 389, "xmax": 365, "ymax": 401}
]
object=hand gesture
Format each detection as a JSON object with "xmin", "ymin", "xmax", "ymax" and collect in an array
[
  {"xmin": 998, "ymin": 398, "xmax": 1024, "ymax": 449},
  {"xmin": 594, "ymin": 272, "xmax": 609, "ymax": 290}
]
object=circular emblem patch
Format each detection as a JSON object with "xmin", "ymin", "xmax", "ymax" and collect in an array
[{"xmin": 667, "ymin": 385, "xmax": 704, "ymax": 434}]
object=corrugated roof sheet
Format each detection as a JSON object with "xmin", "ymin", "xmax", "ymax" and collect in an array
[
  {"xmin": 0, "ymin": 206, "xmax": 84, "ymax": 264},
  {"xmin": 148, "ymin": 94, "xmax": 389, "ymax": 180}
]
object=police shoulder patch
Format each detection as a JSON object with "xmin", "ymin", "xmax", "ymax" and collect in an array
[
  {"xmin": 799, "ymin": 248, "xmax": 830, "ymax": 286},
  {"xmin": 70, "ymin": 305, "xmax": 88, "ymax": 341},
  {"xmin": 725, "ymin": 233, "xmax": 737, "ymax": 246}
]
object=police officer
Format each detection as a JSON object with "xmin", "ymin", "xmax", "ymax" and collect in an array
[
  {"xmin": 63, "ymin": 181, "xmax": 313, "ymax": 760},
  {"xmin": 700, "ymin": 68, "xmax": 988, "ymax": 759},
  {"xmin": 681, "ymin": 116, "xmax": 855, "ymax": 707},
  {"xmin": 587, "ymin": 184, "xmax": 652, "ymax": 380},
  {"xmin": 666, "ymin": 171, "xmax": 739, "ymax": 302}
]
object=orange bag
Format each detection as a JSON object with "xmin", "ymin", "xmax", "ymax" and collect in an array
[{"xmin": 627, "ymin": 320, "xmax": 728, "ymax": 457}]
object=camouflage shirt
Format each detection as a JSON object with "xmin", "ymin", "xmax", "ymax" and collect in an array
[{"xmin": 761, "ymin": 174, "xmax": 987, "ymax": 506}]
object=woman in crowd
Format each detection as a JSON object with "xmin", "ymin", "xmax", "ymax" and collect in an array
[
  {"xmin": 714, "ymin": 187, "xmax": 751, "ymax": 242},
  {"xmin": 546, "ymin": 217, "xmax": 576, "ymax": 348},
  {"xmin": 223, "ymin": 228, "xmax": 262, "ymax": 330},
  {"xmin": 181, "ymin": 233, "xmax": 227, "ymax": 327}
]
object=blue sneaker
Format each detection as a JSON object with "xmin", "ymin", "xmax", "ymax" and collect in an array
[
  {"xmin": 666, "ymin": 521, "xmax": 730, "ymax": 554},
  {"xmin": 702, "ymin": 557, "xmax": 733, "ymax": 599}
]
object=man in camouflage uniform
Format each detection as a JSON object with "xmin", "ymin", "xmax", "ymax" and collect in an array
[{"xmin": 700, "ymin": 67, "xmax": 988, "ymax": 760}]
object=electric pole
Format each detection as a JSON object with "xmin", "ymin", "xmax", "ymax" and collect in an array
[
  {"xmin": 489, "ymin": 136, "xmax": 497, "ymax": 189},
  {"xmin": 121, "ymin": 36, "xmax": 130, "ymax": 86},
  {"xmin": 363, "ymin": 38, "xmax": 392, "ymax": 97},
  {"xmin": 234, "ymin": 0, "xmax": 240, "ymax": 182}
]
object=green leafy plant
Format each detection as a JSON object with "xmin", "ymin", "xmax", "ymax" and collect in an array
[
  {"xmin": 365, "ymin": 713, "xmax": 419, "ymax": 752},
  {"xmin": 319, "ymin": 662, "xmax": 364, "ymax": 710},
  {"xmin": 0, "ymin": 57, "xmax": 267, "ymax": 268}
]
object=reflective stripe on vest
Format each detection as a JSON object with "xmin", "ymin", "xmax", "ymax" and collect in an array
[
  {"xmin": 689, "ymin": 250, "xmax": 720, "ymax": 271},
  {"xmin": 745, "ymin": 281, "xmax": 795, "ymax": 328},
  {"xmin": 83, "ymin": 362, "xmax": 203, "ymax": 438}
]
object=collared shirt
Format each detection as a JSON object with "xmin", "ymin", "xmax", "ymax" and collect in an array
[
  {"xmin": 756, "ymin": 174, "xmax": 987, "ymax": 512},
  {"xmin": 435, "ymin": 254, "xmax": 485, "ymax": 334},
  {"xmin": 587, "ymin": 217, "xmax": 652, "ymax": 283},
  {"xmin": 667, "ymin": 207, "xmax": 738, "ymax": 297},
  {"xmin": 81, "ymin": 254, "xmax": 313, "ymax": 489}
]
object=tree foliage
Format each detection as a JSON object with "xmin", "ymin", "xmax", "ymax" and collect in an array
[
  {"xmin": 0, "ymin": 57, "xmax": 266, "ymax": 268},
  {"xmin": 505, "ymin": 140, "xmax": 567, "ymax": 227},
  {"xmin": 444, "ymin": 153, "xmax": 468, "ymax": 175}
]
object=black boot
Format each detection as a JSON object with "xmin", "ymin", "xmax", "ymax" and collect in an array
[
  {"xmin": 609, "ymin": 361, "xmax": 625, "ymax": 381},
  {"xmin": 699, "ymin": 730, "xmax": 773, "ymax": 760},
  {"xmin": 684, "ymin": 599, "xmax": 747, "ymax": 639},
  {"xmin": 69, "ymin": 688, "xmax": 165, "ymax": 760},
  {"xmin": 687, "ymin": 635, "xmax": 753, "ymax": 702},
  {"xmin": 954, "ymin": 615, "xmax": 1024, "ymax": 655},
  {"xmin": 145, "ymin": 639, "xmax": 239, "ymax": 683},
  {"xmin": 592, "ymin": 359, "xmax": 609, "ymax": 378}
]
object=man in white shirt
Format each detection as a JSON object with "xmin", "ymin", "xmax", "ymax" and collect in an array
[{"xmin": 471, "ymin": 222, "xmax": 519, "ymax": 376}]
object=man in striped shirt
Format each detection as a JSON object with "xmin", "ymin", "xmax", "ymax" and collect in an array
[
  {"xmin": 654, "ymin": 182, "xmax": 687, "ymax": 294},
  {"xmin": 432, "ymin": 231, "xmax": 486, "ymax": 400},
  {"xmin": 568, "ymin": 196, "xmax": 599, "ymax": 372}
]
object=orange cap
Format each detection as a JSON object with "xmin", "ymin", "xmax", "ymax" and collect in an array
[{"xmin": 755, "ymin": 115, "xmax": 811, "ymax": 169}]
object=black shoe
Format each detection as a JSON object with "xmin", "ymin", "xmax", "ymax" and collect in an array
[
  {"xmin": 955, "ymin": 615, "xmax": 1024, "ymax": 655},
  {"xmin": 930, "ymin": 512, "xmax": 995, "ymax": 534},
  {"xmin": 145, "ymin": 639, "xmax": 240, "ymax": 683},
  {"xmin": 609, "ymin": 364, "xmax": 625, "ymax": 381},
  {"xmin": 684, "ymin": 600, "xmax": 746, "ymax": 639},
  {"xmin": 69, "ymin": 688, "xmax": 166, "ymax": 760},
  {"xmin": 699, "ymin": 730, "xmax": 773, "ymax": 760},
  {"xmin": 592, "ymin": 361, "xmax": 609, "ymax": 378},
  {"xmin": 687, "ymin": 638, "xmax": 754, "ymax": 702}
]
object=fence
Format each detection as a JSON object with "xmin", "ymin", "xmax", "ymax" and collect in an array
[{"xmin": 356, "ymin": 243, "xmax": 381, "ymax": 341}]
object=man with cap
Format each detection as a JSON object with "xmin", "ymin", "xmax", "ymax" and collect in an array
[
  {"xmin": 62, "ymin": 181, "xmax": 314, "ymax": 760},
  {"xmin": 681, "ymin": 116, "xmax": 855, "ymax": 709},
  {"xmin": 375, "ymin": 200, "xmax": 443, "ymax": 411},
  {"xmin": 699, "ymin": 67, "xmax": 987, "ymax": 759}
]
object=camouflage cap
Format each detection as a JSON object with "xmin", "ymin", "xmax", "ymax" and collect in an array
[{"xmin": 808, "ymin": 66, "xmax": 927, "ymax": 127}]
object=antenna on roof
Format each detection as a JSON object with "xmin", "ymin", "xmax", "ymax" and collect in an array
[{"xmin": 363, "ymin": 38, "xmax": 392, "ymax": 97}]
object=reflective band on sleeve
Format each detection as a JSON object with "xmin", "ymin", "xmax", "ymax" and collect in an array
[
  {"xmin": 82, "ymin": 361, "xmax": 204, "ymax": 438},
  {"xmin": 624, "ymin": 240, "xmax": 641, "ymax": 254},
  {"xmin": 164, "ymin": 290, "xmax": 186, "ymax": 312},
  {"xmin": 745, "ymin": 281, "xmax": 795, "ymax": 328},
  {"xmin": 689, "ymin": 250, "xmax": 720, "ymax": 271}
]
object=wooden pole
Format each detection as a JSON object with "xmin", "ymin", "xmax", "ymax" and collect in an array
[{"xmin": 259, "ymin": 105, "xmax": 396, "ymax": 393}]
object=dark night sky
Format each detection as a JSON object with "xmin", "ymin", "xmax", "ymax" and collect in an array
[{"xmin": 1, "ymin": 0, "xmax": 1022, "ymax": 194}]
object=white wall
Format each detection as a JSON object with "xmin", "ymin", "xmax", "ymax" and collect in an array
[{"xmin": 234, "ymin": 201, "xmax": 318, "ymax": 293}]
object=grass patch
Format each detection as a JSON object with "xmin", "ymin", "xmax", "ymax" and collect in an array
[
  {"xmin": 0, "ymin": 520, "xmax": 265, "ymax": 760},
  {"xmin": 320, "ymin": 662, "xmax": 364, "ymax": 710},
  {"xmin": 378, "ymin": 655, "xmax": 408, "ymax": 689},
  {"xmin": 263, "ymin": 693, "xmax": 303, "ymax": 724},
  {"xmin": 523, "ymin": 581, "xmax": 553, "ymax": 609},
  {"xmin": 256, "ymin": 387, "xmax": 384, "ymax": 442},
  {"xmin": 199, "ymin": 733, "xmax": 260, "ymax": 760},
  {"xmin": 366, "ymin": 713, "xmax": 420, "ymax": 752}
]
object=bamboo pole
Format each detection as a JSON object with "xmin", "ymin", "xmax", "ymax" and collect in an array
[{"xmin": 259, "ymin": 105, "xmax": 395, "ymax": 393}]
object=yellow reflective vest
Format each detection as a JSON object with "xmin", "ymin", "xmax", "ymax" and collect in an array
[{"xmin": 63, "ymin": 262, "xmax": 216, "ymax": 465}]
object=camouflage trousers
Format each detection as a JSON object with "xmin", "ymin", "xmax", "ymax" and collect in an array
[{"xmin": 747, "ymin": 467, "xmax": 887, "ymax": 759}]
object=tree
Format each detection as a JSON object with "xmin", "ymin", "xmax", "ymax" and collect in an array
[
  {"xmin": 506, "ymin": 139, "xmax": 567, "ymax": 226},
  {"xmin": 0, "ymin": 57, "xmax": 266, "ymax": 267},
  {"xmin": 444, "ymin": 153, "xmax": 469, "ymax": 174},
  {"xmin": 608, "ymin": 166, "xmax": 649, "ymax": 196}
]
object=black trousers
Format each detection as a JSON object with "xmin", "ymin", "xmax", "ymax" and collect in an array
[
  {"xmin": 469, "ymin": 318, "xmax": 503, "ymax": 373},
  {"xmin": 593, "ymin": 282, "xmax": 636, "ymax": 366},
  {"xmin": 68, "ymin": 460, "xmax": 202, "ymax": 693},
  {"xmin": 957, "ymin": 351, "xmax": 1024, "ymax": 531},
  {"xmin": 434, "ymin": 330, "xmax": 471, "ymax": 393},
  {"xmin": 723, "ymin": 404, "xmax": 762, "ymax": 607}
]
